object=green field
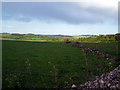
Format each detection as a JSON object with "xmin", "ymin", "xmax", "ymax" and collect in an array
[
  {"xmin": 80, "ymin": 42, "xmax": 119, "ymax": 58},
  {"xmin": 2, "ymin": 40, "xmax": 118, "ymax": 88}
]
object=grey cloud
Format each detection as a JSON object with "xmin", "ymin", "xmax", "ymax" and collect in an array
[{"xmin": 2, "ymin": 2, "xmax": 117, "ymax": 24}]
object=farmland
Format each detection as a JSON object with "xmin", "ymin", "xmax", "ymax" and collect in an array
[{"xmin": 2, "ymin": 39, "xmax": 119, "ymax": 88}]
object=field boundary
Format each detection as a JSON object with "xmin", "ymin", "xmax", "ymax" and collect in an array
[
  {"xmin": 3, "ymin": 70, "xmax": 86, "ymax": 78},
  {"xmin": 65, "ymin": 41, "xmax": 119, "ymax": 61}
]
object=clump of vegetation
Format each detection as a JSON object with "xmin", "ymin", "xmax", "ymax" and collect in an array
[
  {"xmin": 4, "ymin": 73, "xmax": 25, "ymax": 88},
  {"xmin": 3, "ymin": 59, "xmax": 33, "ymax": 88}
]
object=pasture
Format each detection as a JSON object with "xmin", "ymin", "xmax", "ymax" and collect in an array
[
  {"xmin": 80, "ymin": 42, "xmax": 119, "ymax": 58},
  {"xmin": 2, "ymin": 40, "xmax": 117, "ymax": 88}
]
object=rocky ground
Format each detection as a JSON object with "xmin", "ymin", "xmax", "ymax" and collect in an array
[{"xmin": 71, "ymin": 65, "xmax": 120, "ymax": 89}]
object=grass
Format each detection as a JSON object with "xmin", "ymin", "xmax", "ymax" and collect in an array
[
  {"xmin": 80, "ymin": 42, "xmax": 120, "ymax": 58},
  {"xmin": 2, "ymin": 40, "xmax": 116, "ymax": 88}
]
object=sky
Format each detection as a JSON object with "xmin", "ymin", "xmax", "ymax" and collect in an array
[{"xmin": 2, "ymin": 0, "xmax": 119, "ymax": 35}]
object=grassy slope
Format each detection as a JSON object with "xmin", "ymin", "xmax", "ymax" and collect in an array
[{"xmin": 3, "ymin": 40, "xmax": 111, "ymax": 88}]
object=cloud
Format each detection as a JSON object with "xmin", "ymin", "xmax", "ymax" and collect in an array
[{"xmin": 2, "ymin": 2, "xmax": 117, "ymax": 24}]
